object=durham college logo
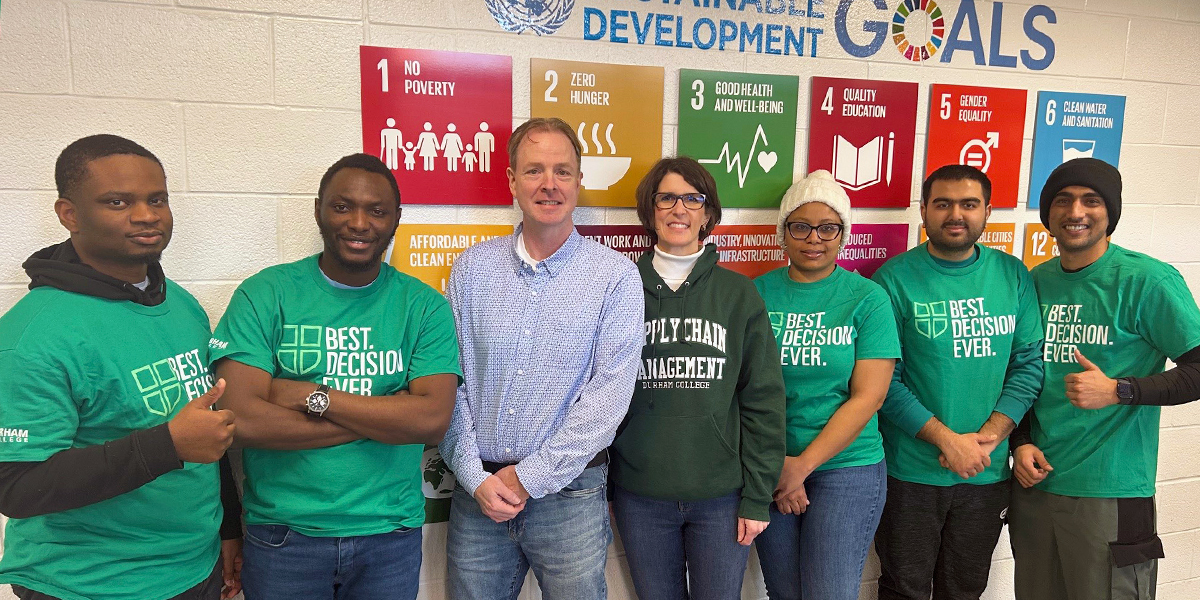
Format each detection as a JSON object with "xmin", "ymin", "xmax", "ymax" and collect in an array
[
  {"xmin": 486, "ymin": 0, "xmax": 573, "ymax": 35},
  {"xmin": 278, "ymin": 325, "xmax": 323, "ymax": 375},
  {"xmin": 913, "ymin": 301, "xmax": 948, "ymax": 339}
]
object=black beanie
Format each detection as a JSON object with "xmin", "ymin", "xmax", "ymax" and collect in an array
[{"xmin": 1039, "ymin": 158, "xmax": 1122, "ymax": 236}]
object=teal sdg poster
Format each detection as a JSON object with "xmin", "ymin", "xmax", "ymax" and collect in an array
[
  {"xmin": 1028, "ymin": 91, "xmax": 1125, "ymax": 208},
  {"xmin": 677, "ymin": 69, "xmax": 799, "ymax": 208}
]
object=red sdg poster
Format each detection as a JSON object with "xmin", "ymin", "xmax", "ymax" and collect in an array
[
  {"xmin": 836, "ymin": 223, "xmax": 910, "ymax": 278},
  {"xmin": 708, "ymin": 225, "xmax": 787, "ymax": 278},
  {"xmin": 576, "ymin": 225, "xmax": 786, "ymax": 279},
  {"xmin": 926, "ymin": 85, "xmax": 1027, "ymax": 208},
  {"xmin": 360, "ymin": 46, "xmax": 512, "ymax": 205},
  {"xmin": 808, "ymin": 77, "xmax": 918, "ymax": 208}
]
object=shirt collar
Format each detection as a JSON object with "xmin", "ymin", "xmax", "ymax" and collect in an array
[{"xmin": 510, "ymin": 223, "xmax": 581, "ymax": 277}]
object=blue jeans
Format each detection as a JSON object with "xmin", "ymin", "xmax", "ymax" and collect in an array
[
  {"xmin": 755, "ymin": 460, "xmax": 887, "ymax": 600},
  {"xmin": 241, "ymin": 524, "xmax": 422, "ymax": 600},
  {"xmin": 612, "ymin": 486, "xmax": 751, "ymax": 600},
  {"xmin": 446, "ymin": 465, "xmax": 610, "ymax": 600}
]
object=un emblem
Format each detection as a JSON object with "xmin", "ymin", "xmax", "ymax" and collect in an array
[
  {"xmin": 486, "ymin": 0, "xmax": 574, "ymax": 35},
  {"xmin": 913, "ymin": 301, "xmax": 948, "ymax": 339}
]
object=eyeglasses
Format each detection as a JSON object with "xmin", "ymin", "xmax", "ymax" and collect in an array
[
  {"xmin": 653, "ymin": 193, "xmax": 706, "ymax": 210},
  {"xmin": 786, "ymin": 222, "xmax": 843, "ymax": 241}
]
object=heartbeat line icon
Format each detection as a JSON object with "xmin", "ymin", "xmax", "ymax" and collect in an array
[{"xmin": 699, "ymin": 124, "xmax": 773, "ymax": 188}]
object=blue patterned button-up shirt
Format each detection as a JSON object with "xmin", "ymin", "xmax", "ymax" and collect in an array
[{"xmin": 439, "ymin": 226, "xmax": 644, "ymax": 498}]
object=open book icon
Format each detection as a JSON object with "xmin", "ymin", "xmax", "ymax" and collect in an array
[{"xmin": 832, "ymin": 133, "xmax": 895, "ymax": 191}]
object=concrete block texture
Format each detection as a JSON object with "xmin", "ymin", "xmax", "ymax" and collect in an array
[
  {"xmin": 69, "ymin": 2, "xmax": 272, "ymax": 103},
  {"xmin": 0, "ymin": 94, "xmax": 185, "ymax": 191},
  {"xmin": 0, "ymin": 0, "xmax": 70, "ymax": 94},
  {"xmin": 184, "ymin": 104, "xmax": 359, "ymax": 194}
]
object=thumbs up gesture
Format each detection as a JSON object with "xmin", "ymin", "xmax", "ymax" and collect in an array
[
  {"xmin": 168, "ymin": 378, "xmax": 236, "ymax": 463},
  {"xmin": 1064, "ymin": 349, "xmax": 1119, "ymax": 410}
]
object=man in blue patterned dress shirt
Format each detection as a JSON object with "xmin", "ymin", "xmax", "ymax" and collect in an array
[{"xmin": 438, "ymin": 117, "xmax": 644, "ymax": 600}]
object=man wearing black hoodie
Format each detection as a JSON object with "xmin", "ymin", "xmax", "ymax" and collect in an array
[{"xmin": 0, "ymin": 135, "xmax": 242, "ymax": 600}]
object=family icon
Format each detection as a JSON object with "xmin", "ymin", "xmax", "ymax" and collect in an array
[{"xmin": 380, "ymin": 119, "xmax": 496, "ymax": 173}]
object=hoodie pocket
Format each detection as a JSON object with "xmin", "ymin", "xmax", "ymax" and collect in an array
[{"xmin": 612, "ymin": 412, "xmax": 741, "ymax": 498}]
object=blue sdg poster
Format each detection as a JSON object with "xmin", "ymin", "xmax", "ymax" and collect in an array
[{"xmin": 1028, "ymin": 91, "xmax": 1125, "ymax": 209}]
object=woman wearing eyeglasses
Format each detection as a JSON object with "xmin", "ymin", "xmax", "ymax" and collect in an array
[
  {"xmin": 609, "ymin": 156, "xmax": 785, "ymax": 600},
  {"xmin": 752, "ymin": 170, "xmax": 899, "ymax": 600}
]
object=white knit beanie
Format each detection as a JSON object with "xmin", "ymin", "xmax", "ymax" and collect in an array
[{"xmin": 776, "ymin": 170, "xmax": 852, "ymax": 250}]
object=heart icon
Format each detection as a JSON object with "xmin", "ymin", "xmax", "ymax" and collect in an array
[{"xmin": 757, "ymin": 151, "xmax": 778, "ymax": 173}]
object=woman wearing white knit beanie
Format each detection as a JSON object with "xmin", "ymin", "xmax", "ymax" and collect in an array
[{"xmin": 753, "ymin": 170, "xmax": 901, "ymax": 600}]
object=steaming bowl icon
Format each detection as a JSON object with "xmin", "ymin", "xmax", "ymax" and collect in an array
[{"xmin": 580, "ymin": 156, "xmax": 632, "ymax": 190}]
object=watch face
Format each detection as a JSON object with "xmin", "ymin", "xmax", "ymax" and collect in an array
[
  {"xmin": 1117, "ymin": 380, "xmax": 1134, "ymax": 399},
  {"xmin": 308, "ymin": 391, "xmax": 330, "ymax": 413}
]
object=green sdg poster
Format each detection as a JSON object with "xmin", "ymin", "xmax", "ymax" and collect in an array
[{"xmin": 677, "ymin": 69, "xmax": 798, "ymax": 208}]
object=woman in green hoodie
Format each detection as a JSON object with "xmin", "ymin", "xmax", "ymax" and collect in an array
[
  {"xmin": 752, "ymin": 170, "xmax": 900, "ymax": 600},
  {"xmin": 609, "ymin": 156, "xmax": 786, "ymax": 600}
]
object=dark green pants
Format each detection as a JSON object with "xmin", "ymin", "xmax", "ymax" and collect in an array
[{"xmin": 1009, "ymin": 484, "xmax": 1162, "ymax": 600}]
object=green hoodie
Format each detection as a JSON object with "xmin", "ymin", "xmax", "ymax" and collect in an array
[{"xmin": 610, "ymin": 244, "xmax": 786, "ymax": 521}]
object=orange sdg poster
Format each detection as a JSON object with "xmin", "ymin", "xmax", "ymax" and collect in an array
[
  {"xmin": 530, "ymin": 58, "xmax": 663, "ymax": 207},
  {"xmin": 387, "ymin": 224, "xmax": 513, "ymax": 293},
  {"xmin": 1022, "ymin": 223, "xmax": 1060, "ymax": 269},
  {"xmin": 919, "ymin": 222, "xmax": 1017, "ymax": 255}
]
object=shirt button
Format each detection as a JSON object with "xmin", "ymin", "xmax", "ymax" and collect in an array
[
  {"xmin": 524, "ymin": 329, "xmax": 531, "ymax": 335},
  {"xmin": 505, "ymin": 448, "xmax": 512, "ymax": 453},
  {"xmin": 531, "ymin": 291, "xmax": 538, "ymax": 297},
  {"xmin": 517, "ymin": 369, "xmax": 524, "ymax": 375},
  {"xmin": 508, "ymin": 409, "xmax": 515, "ymax": 415}
]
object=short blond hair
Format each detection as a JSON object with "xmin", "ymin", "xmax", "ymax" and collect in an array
[{"xmin": 507, "ymin": 118, "xmax": 583, "ymax": 169}]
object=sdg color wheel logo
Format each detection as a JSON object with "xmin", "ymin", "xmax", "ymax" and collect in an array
[
  {"xmin": 486, "ymin": 0, "xmax": 574, "ymax": 35},
  {"xmin": 892, "ymin": 0, "xmax": 945, "ymax": 62}
]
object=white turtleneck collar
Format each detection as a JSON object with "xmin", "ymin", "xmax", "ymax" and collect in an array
[{"xmin": 652, "ymin": 245, "xmax": 704, "ymax": 291}]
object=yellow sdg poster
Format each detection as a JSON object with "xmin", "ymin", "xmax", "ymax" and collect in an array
[
  {"xmin": 919, "ymin": 222, "xmax": 1017, "ymax": 255},
  {"xmin": 530, "ymin": 58, "xmax": 664, "ymax": 207},
  {"xmin": 1022, "ymin": 222, "xmax": 1060, "ymax": 269},
  {"xmin": 386, "ymin": 224, "xmax": 514, "ymax": 294},
  {"xmin": 384, "ymin": 223, "xmax": 512, "ymax": 523}
]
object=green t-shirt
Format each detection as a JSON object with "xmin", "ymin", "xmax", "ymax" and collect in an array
[
  {"xmin": 755, "ymin": 266, "xmax": 900, "ymax": 470},
  {"xmin": 0, "ymin": 282, "xmax": 220, "ymax": 600},
  {"xmin": 209, "ymin": 255, "xmax": 462, "ymax": 536},
  {"xmin": 873, "ymin": 244, "xmax": 1044, "ymax": 486},
  {"xmin": 1030, "ymin": 244, "xmax": 1200, "ymax": 498}
]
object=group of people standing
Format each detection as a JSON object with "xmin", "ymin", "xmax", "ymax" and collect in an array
[{"xmin": 0, "ymin": 116, "xmax": 1194, "ymax": 600}]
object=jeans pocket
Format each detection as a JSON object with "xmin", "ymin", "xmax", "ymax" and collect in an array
[
  {"xmin": 559, "ymin": 465, "xmax": 608, "ymax": 498},
  {"xmin": 245, "ymin": 524, "xmax": 292, "ymax": 549}
]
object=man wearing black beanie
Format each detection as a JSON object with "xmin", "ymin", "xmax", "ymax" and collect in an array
[{"xmin": 1008, "ymin": 158, "xmax": 1200, "ymax": 599}]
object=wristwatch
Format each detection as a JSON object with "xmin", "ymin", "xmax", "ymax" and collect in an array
[
  {"xmin": 1115, "ymin": 378, "xmax": 1134, "ymax": 404},
  {"xmin": 306, "ymin": 384, "xmax": 331, "ymax": 416}
]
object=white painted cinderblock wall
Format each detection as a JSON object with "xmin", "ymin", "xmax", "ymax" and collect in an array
[{"xmin": 1, "ymin": 1, "xmax": 1199, "ymax": 599}]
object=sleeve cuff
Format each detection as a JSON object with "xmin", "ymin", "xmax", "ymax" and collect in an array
[
  {"xmin": 894, "ymin": 405, "xmax": 935, "ymax": 438},
  {"xmin": 993, "ymin": 394, "xmax": 1030, "ymax": 425},
  {"xmin": 514, "ymin": 459, "xmax": 553, "ymax": 499},
  {"xmin": 738, "ymin": 496, "xmax": 771, "ymax": 522},
  {"xmin": 134, "ymin": 423, "xmax": 183, "ymax": 475},
  {"xmin": 453, "ymin": 459, "xmax": 489, "ymax": 497}
]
